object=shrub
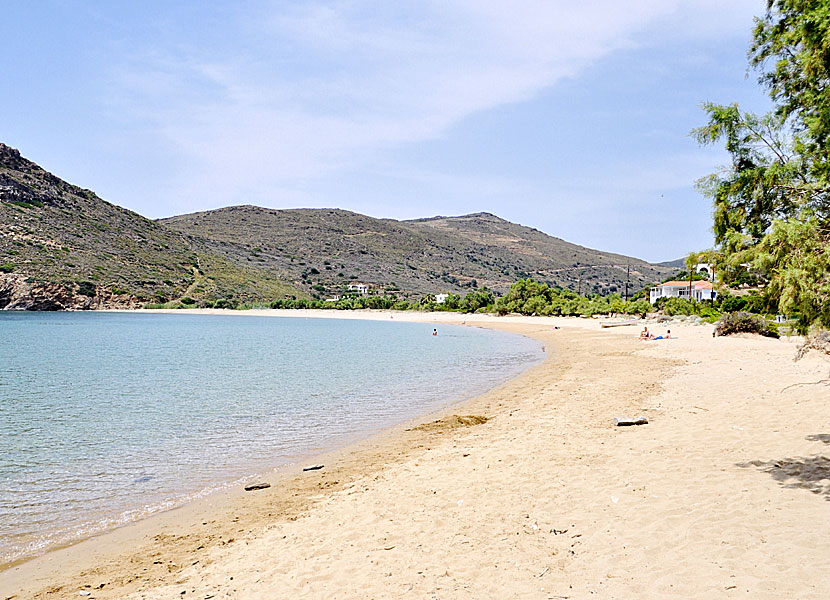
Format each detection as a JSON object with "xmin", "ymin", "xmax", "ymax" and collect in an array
[
  {"xmin": 625, "ymin": 299, "xmax": 652, "ymax": 317},
  {"xmin": 715, "ymin": 312, "xmax": 779, "ymax": 338},
  {"xmin": 795, "ymin": 327, "xmax": 830, "ymax": 360},
  {"xmin": 0, "ymin": 263, "xmax": 14, "ymax": 273},
  {"xmin": 77, "ymin": 281, "xmax": 97, "ymax": 297},
  {"xmin": 719, "ymin": 294, "xmax": 747, "ymax": 312},
  {"xmin": 212, "ymin": 298, "xmax": 238, "ymax": 309},
  {"xmin": 661, "ymin": 297, "xmax": 697, "ymax": 316},
  {"xmin": 180, "ymin": 296, "xmax": 196, "ymax": 305}
]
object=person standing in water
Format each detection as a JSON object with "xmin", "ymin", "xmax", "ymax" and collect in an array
[{"xmin": 432, "ymin": 329, "xmax": 437, "ymax": 336}]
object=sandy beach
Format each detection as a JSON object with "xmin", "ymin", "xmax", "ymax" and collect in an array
[{"xmin": 2, "ymin": 310, "xmax": 830, "ymax": 599}]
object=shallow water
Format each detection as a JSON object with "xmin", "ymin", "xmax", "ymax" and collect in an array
[{"xmin": 0, "ymin": 312, "xmax": 543, "ymax": 565}]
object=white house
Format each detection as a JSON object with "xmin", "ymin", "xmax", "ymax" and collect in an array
[
  {"xmin": 649, "ymin": 280, "xmax": 717, "ymax": 304},
  {"xmin": 347, "ymin": 283, "xmax": 369, "ymax": 296},
  {"xmin": 434, "ymin": 293, "xmax": 449, "ymax": 304}
]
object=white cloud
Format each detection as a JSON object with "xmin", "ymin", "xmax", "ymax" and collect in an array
[{"xmin": 110, "ymin": 0, "xmax": 760, "ymax": 214}]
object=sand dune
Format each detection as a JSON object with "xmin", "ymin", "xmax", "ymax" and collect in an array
[{"xmin": 2, "ymin": 311, "xmax": 829, "ymax": 599}]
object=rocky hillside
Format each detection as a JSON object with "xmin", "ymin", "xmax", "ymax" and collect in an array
[
  {"xmin": 161, "ymin": 207, "xmax": 674, "ymax": 298},
  {"xmin": 0, "ymin": 144, "xmax": 301, "ymax": 309},
  {"xmin": 408, "ymin": 213, "xmax": 672, "ymax": 294}
]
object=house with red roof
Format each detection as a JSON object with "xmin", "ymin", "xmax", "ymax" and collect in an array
[{"xmin": 649, "ymin": 280, "xmax": 717, "ymax": 304}]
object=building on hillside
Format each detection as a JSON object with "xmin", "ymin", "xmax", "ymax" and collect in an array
[
  {"xmin": 434, "ymin": 293, "xmax": 449, "ymax": 304},
  {"xmin": 649, "ymin": 280, "xmax": 717, "ymax": 304},
  {"xmin": 347, "ymin": 283, "xmax": 369, "ymax": 296}
]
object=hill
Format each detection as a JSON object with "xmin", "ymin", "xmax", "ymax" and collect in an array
[
  {"xmin": 655, "ymin": 257, "xmax": 687, "ymax": 269},
  {"xmin": 160, "ymin": 207, "xmax": 675, "ymax": 299},
  {"xmin": 407, "ymin": 213, "xmax": 673, "ymax": 294},
  {"xmin": 0, "ymin": 144, "xmax": 302, "ymax": 309}
]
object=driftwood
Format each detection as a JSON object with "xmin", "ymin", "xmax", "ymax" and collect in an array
[
  {"xmin": 614, "ymin": 416, "xmax": 648, "ymax": 426},
  {"xmin": 303, "ymin": 464, "xmax": 324, "ymax": 471},
  {"xmin": 244, "ymin": 482, "xmax": 271, "ymax": 491}
]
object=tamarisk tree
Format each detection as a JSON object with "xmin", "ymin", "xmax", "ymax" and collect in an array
[{"xmin": 693, "ymin": 0, "xmax": 830, "ymax": 330}]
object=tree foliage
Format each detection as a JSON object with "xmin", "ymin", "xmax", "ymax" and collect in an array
[
  {"xmin": 750, "ymin": 0, "xmax": 830, "ymax": 184},
  {"xmin": 694, "ymin": 0, "xmax": 830, "ymax": 330},
  {"xmin": 494, "ymin": 279, "xmax": 651, "ymax": 317}
]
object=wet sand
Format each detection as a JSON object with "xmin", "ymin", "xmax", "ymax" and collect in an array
[{"xmin": 2, "ymin": 311, "xmax": 829, "ymax": 599}]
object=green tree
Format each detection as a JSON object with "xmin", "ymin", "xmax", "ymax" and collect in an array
[
  {"xmin": 693, "ymin": 0, "xmax": 830, "ymax": 329},
  {"xmin": 750, "ymin": 0, "xmax": 830, "ymax": 183},
  {"xmin": 460, "ymin": 288, "xmax": 494, "ymax": 313}
]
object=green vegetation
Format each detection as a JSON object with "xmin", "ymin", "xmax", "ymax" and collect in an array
[
  {"xmin": 268, "ymin": 288, "xmax": 495, "ymax": 313},
  {"xmin": 715, "ymin": 312, "xmax": 779, "ymax": 339},
  {"xmin": 693, "ymin": 1, "xmax": 830, "ymax": 331},
  {"xmin": 76, "ymin": 281, "xmax": 97, "ymax": 297},
  {"xmin": 494, "ymin": 279, "xmax": 651, "ymax": 317},
  {"xmin": 0, "ymin": 263, "xmax": 14, "ymax": 273}
]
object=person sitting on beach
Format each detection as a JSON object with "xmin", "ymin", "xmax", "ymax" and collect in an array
[{"xmin": 639, "ymin": 326, "xmax": 650, "ymax": 340}]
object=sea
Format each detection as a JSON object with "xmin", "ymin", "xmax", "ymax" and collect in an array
[{"xmin": 0, "ymin": 311, "xmax": 543, "ymax": 566}]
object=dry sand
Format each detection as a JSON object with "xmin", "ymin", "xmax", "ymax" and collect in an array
[{"xmin": 2, "ymin": 310, "xmax": 830, "ymax": 599}]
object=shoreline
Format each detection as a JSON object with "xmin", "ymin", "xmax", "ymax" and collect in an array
[
  {"xmin": 0, "ymin": 310, "xmax": 551, "ymax": 588},
  {"xmin": 3, "ymin": 310, "xmax": 830, "ymax": 598}
]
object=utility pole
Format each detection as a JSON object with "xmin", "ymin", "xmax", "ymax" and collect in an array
[
  {"xmin": 711, "ymin": 263, "xmax": 717, "ymax": 301},
  {"xmin": 688, "ymin": 263, "xmax": 693, "ymax": 301},
  {"xmin": 625, "ymin": 264, "xmax": 630, "ymax": 302}
]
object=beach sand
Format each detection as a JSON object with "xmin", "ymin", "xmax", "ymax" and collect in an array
[{"xmin": 2, "ymin": 311, "xmax": 830, "ymax": 599}]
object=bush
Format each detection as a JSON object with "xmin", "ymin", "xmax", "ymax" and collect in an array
[
  {"xmin": 660, "ymin": 297, "xmax": 697, "ymax": 316},
  {"xmin": 625, "ymin": 299, "xmax": 652, "ymax": 317},
  {"xmin": 719, "ymin": 294, "xmax": 747, "ymax": 312},
  {"xmin": 0, "ymin": 263, "xmax": 14, "ymax": 273},
  {"xmin": 795, "ymin": 327, "xmax": 830, "ymax": 360},
  {"xmin": 715, "ymin": 312, "xmax": 779, "ymax": 338},
  {"xmin": 180, "ymin": 296, "xmax": 196, "ymax": 305},
  {"xmin": 212, "ymin": 298, "xmax": 238, "ymax": 309},
  {"xmin": 77, "ymin": 281, "xmax": 97, "ymax": 297}
]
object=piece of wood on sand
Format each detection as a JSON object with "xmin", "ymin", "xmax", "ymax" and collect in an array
[
  {"xmin": 303, "ymin": 464, "xmax": 324, "ymax": 471},
  {"xmin": 244, "ymin": 482, "xmax": 271, "ymax": 491},
  {"xmin": 614, "ymin": 416, "xmax": 648, "ymax": 426}
]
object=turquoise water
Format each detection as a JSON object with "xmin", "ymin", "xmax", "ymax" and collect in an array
[{"xmin": 0, "ymin": 312, "xmax": 542, "ymax": 565}]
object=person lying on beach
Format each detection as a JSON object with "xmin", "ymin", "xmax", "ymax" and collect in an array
[{"xmin": 652, "ymin": 330, "xmax": 672, "ymax": 340}]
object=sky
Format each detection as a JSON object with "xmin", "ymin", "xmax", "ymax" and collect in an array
[{"xmin": 1, "ymin": 1, "xmax": 774, "ymax": 262}]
